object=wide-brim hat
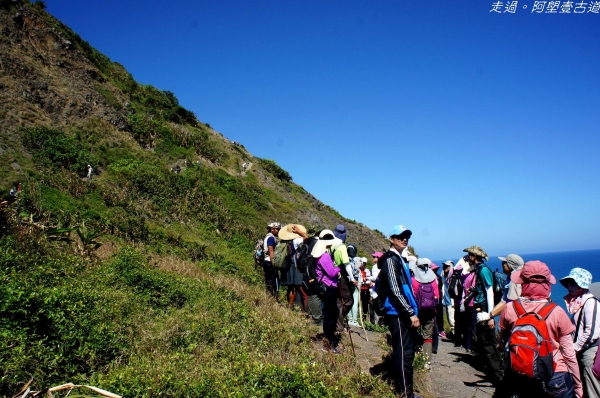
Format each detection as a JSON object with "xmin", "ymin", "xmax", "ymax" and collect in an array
[
  {"xmin": 372, "ymin": 251, "xmax": 383, "ymax": 258},
  {"xmin": 442, "ymin": 260, "xmax": 454, "ymax": 268},
  {"xmin": 414, "ymin": 258, "xmax": 436, "ymax": 283},
  {"xmin": 463, "ymin": 245, "xmax": 488, "ymax": 261},
  {"xmin": 311, "ymin": 229, "xmax": 342, "ymax": 258},
  {"xmin": 498, "ymin": 254, "xmax": 524, "ymax": 271},
  {"xmin": 511, "ymin": 260, "xmax": 556, "ymax": 285},
  {"xmin": 278, "ymin": 224, "xmax": 307, "ymax": 240},
  {"xmin": 559, "ymin": 267, "xmax": 593, "ymax": 289}
]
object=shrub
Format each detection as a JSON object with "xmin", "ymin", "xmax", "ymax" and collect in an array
[{"xmin": 257, "ymin": 158, "xmax": 292, "ymax": 182}]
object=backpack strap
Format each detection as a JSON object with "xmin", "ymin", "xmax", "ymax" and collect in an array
[
  {"xmin": 537, "ymin": 301, "xmax": 557, "ymax": 320},
  {"xmin": 512, "ymin": 299, "xmax": 526, "ymax": 318},
  {"xmin": 574, "ymin": 297, "xmax": 599, "ymax": 346}
]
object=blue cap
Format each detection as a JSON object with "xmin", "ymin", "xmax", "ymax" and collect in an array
[{"xmin": 389, "ymin": 225, "xmax": 412, "ymax": 238}]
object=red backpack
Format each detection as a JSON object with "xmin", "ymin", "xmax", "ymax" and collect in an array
[{"xmin": 507, "ymin": 300, "xmax": 557, "ymax": 383}]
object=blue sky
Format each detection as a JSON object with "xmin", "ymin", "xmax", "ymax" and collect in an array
[{"xmin": 47, "ymin": 0, "xmax": 600, "ymax": 259}]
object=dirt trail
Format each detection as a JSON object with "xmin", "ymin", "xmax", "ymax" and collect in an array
[{"xmin": 346, "ymin": 327, "xmax": 497, "ymax": 398}]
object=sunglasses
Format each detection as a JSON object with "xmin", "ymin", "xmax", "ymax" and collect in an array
[{"xmin": 391, "ymin": 235, "xmax": 409, "ymax": 241}]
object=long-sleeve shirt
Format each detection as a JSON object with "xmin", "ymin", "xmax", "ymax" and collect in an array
[
  {"xmin": 379, "ymin": 248, "xmax": 418, "ymax": 318},
  {"xmin": 315, "ymin": 252, "xmax": 340, "ymax": 287},
  {"xmin": 568, "ymin": 293, "xmax": 600, "ymax": 352},
  {"xmin": 500, "ymin": 299, "xmax": 583, "ymax": 398}
]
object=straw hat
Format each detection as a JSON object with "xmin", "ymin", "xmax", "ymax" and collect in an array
[
  {"xmin": 463, "ymin": 245, "xmax": 488, "ymax": 261},
  {"xmin": 278, "ymin": 224, "xmax": 307, "ymax": 240}
]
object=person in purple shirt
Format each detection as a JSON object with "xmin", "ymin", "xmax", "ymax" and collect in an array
[{"xmin": 311, "ymin": 229, "xmax": 342, "ymax": 353}]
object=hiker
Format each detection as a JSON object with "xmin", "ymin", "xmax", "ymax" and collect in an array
[
  {"xmin": 476, "ymin": 254, "xmax": 524, "ymax": 330},
  {"xmin": 300, "ymin": 233, "xmax": 323, "ymax": 325},
  {"xmin": 495, "ymin": 260, "xmax": 583, "ymax": 398},
  {"xmin": 431, "ymin": 262, "xmax": 445, "ymax": 339},
  {"xmin": 358, "ymin": 257, "xmax": 371, "ymax": 322},
  {"xmin": 442, "ymin": 260, "xmax": 455, "ymax": 338},
  {"xmin": 331, "ymin": 224, "xmax": 353, "ymax": 333},
  {"xmin": 560, "ymin": 268, "xmax": 600, "ymax": 398},
  {"xmin": 242, "ymin": 162, "xmax": 247, "ymax": 171},
  {"xmin": 377, "ymin": 225, "xmax": 421, "ymax": 398},
  {"xmin": 455, "ymin": 255, "xmax": 477, "ymax": 352},
  {"xmin": 369, "ymin": 251, "xmax": 384, "ymax": 325},
  {"xmin": 278, "ymin": 224, "xmax": 308, "ymax": 309},
  {"xmin": 262, "ymin": 222, "xmax": 281, "ymax": 299},
  {"xmin": 346, "ymin": 243, "xmax": 361, "ymax": 327},
  {"xmin": 412, "ymin": 258, "xmax": 439, "ymax": 366},
  {"xmin": 311, "ymin": 229, "xmax": 342, "ymax": 353},
  {"xmin": 464, "ymin": 245, "xmax": 503, "ymax": 384},
  {"xmin": 87, "ymin": 164, "xmax": 93, "ymax": 180}
]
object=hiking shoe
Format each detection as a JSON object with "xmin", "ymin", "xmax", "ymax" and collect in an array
[
  {"xmin": 348, "ymin": 321, "xmax": 360, "ymax": 327},
  {"xmin": 438, "ymin": 331, "xmax": 447, "ymax": 338}
]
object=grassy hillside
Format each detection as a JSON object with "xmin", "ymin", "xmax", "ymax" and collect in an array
[{"xmin": 0, "ymin": 2, "xmax": 393, "ymax": 396}]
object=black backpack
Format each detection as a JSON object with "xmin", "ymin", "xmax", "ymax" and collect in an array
[
  {"xmin": 448, "ymin": 268, "xmax": 463, "ymax": 299},
  {"xmin": 302, "ymin": 238, "xmax": 326, "ymax": 297},
  {"xmin": 296, "ymin": 237, "xmax": 318, "ymax": 274}
]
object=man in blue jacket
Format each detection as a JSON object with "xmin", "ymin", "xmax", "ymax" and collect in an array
[{"xmin": 377, "ymin": 225, "xmax": 421, "ymax": 398}]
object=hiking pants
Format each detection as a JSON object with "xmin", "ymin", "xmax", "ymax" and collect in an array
[
  {"xmin": 262, "ymin": 261, "xmax": 278, "ymax": 299},
  {"xmin": 322, "ymin": 285, "xmax": 340, "ymax": 348},
  {"xmin": 360, "ymin": 289, "xmax": 370, "ymax": 320},
  {"xmin": 445, "ymin": 304, "xmax": 455, "ymax": 333},
  {"xmin": 307, "ymin": 294, "xmax": 323, "ymax": 325},
  {"xmin": 494, "ymin": 371, "xmax": 575, "ymax": 398},
  {"xmin": 384, "ymin": 314, "xmax": 417, "ymax": 398},
  {"xmin": 336, "ymin": 277, "xmax": 354, "ymax": 332},
  {"xmin": 579, "ymin": 344, "xmax": 600, "ymax": 398},
  {"xmin": 419, "ymin": 310, "xmax": 436, "ymax": 358},
  {"xmin": 349, "ymin": 285, "xmax": 359, "ymax": 324},
  {"xmin": 475, "ymin": 321, "xmax": 503, "ymax": 383}
]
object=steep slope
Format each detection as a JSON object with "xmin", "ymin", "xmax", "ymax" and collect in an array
[{"xmin": 0, "ymin": 2, "xmax": 393, "ymax": 397}]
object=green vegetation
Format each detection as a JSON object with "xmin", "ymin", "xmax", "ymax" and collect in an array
[{"xmin": 0, "ymin": 3, "xmax": 392, "ymax": 396}]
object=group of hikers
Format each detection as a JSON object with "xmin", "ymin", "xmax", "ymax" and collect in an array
[{"xmin": 256, "ymin": 221, "xmax": 600, "ymax": 398}]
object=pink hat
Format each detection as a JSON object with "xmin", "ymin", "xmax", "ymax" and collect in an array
[
  {"xmin": 371, "ymin": 251, "xmax": 383, "ymax": 258},
  {"xmin": 511, "ymin": 260, "xmax": 556, "ymax": 285},
  {"xmin": 431, "ymin": 263, "xmax": 440, "ymax": 271}
]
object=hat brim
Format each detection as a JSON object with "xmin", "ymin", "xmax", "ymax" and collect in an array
[
  {"xmin": 559, "ymin": 276, "xmax": 575, "ymax": 288},
  {"xmin": 278, "ymin": 224, "xmax": 306, "ymax": 241},
  {"xmin": 498, "ymin": 257, "xmax": 506, "ymax": 262},
  {"xmin": 311, "ymin": 237, "xmax": 342, "ymax": 258},
  {"xmin": 511, "ymin": 270, "xmax": 557, "ymax": 285}
]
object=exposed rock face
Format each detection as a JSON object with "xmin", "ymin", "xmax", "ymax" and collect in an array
[{"xmin": 0, "ymin": 6, "xmax": 126, "ymax": 131}]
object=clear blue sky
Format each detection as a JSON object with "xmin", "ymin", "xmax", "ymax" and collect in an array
[{"xmin": 47, "ymin": 0, "xmax": 600, "ymax": 260}]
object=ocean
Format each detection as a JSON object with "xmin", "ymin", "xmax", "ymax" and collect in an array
[{"xmin": 434, "ymin": 248, "xmax": 600, "ymax": 311}]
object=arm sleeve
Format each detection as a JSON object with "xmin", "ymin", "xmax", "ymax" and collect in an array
[
  {"xmin": 559, "ymin": 332, "xmax": 583, "ymax": 398},
  {"xmin": 574, "ymin": 299, "xmax": 597, "ymax": 352},
  {"xmin": 345, "ymin": 261, "xmax": 356, "ymax": 282},
  {"xmin": 319, "ymin": 254, "xmax": 340, "ymax": 278},
  {"xmin": 486, "ymin": 285, "xmax": 494, "ymax": 313},
  {"xmin": 433, "ymin": 279, "xmax": 440, "ymax": 300},
  {"xmin": 385, "ymin": 257, "xmax": 415, "ymax": 318}
]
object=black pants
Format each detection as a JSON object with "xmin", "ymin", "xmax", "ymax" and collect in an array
[
  {"xmin": 384, "ymin": 314, "xmax": 417, "ymax": 398},
  {"xmin": 360, "ymin": 289, "xmax": 370, "ymax": 318},
  {"xmin": 322, "ymin": 285, "xmax": 340, "ymax": 348},
  {"xmin": 493, "ymin": 371, "xmax": 575, "ymax": 398},
  {"xmin": 476, "ymin": 321, "xmax": 503, "ymax": 383},
  {"xmin": 262, "ymin": 261, "xmax": 278, "ymax": 299},
  {"xmin": 336, "ymin": 276, "xmax": 354, "ymax": 332}
]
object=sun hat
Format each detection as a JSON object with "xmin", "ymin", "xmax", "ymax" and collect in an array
[
  {"xmin": 311, "ymin": 229, "xmax": 342, "ymax": 258},
  {"xmin": 334, "ymin": 224, "xmax": 347, "ymax": 242},
  {"xmin": 413, "ymin": 258, "xmax": 436, "ymax": 283},
  {"xmin": 389, "ymin": 225, "xmax": 412, "ymax": 239},
  {"xmin": 498, "ymin": 254, "xmax": 524, "ymax": 271},
  {"xmin": 442, "ymin": 260, "xmax": 454, "ymax": 268},
  {"xmin": 511, "ymin": 260, "xmax": 556, "ymax": 284},
  {"xmin": 559, "ymin": 267, "xmax": 593, "ymax": 289},
  {"xmin": 278, "ymin": 224, "xmax": 307, "ymax": 240},
  {"xmin": 360, "ymin": 257, "xmax": 367, "ymax": 264},
  {"xmin": 431, "ymin": 262, "xmax": 440, "ymax": 272},
  {"xmin": 463, "ymin": 245, "xmax": 488, "ymax": 261},
  {"xmin": 372, "ymin": 251, "xmax": 383, "ymax": 258},
  {"xmin": 267, "ymin": 222, "xmax": 281, "ymax": 229}
]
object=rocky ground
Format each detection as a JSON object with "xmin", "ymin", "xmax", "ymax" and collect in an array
[{"xmin": 343, "ymin": 325, "xmax": 498, "ymax": 398}]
